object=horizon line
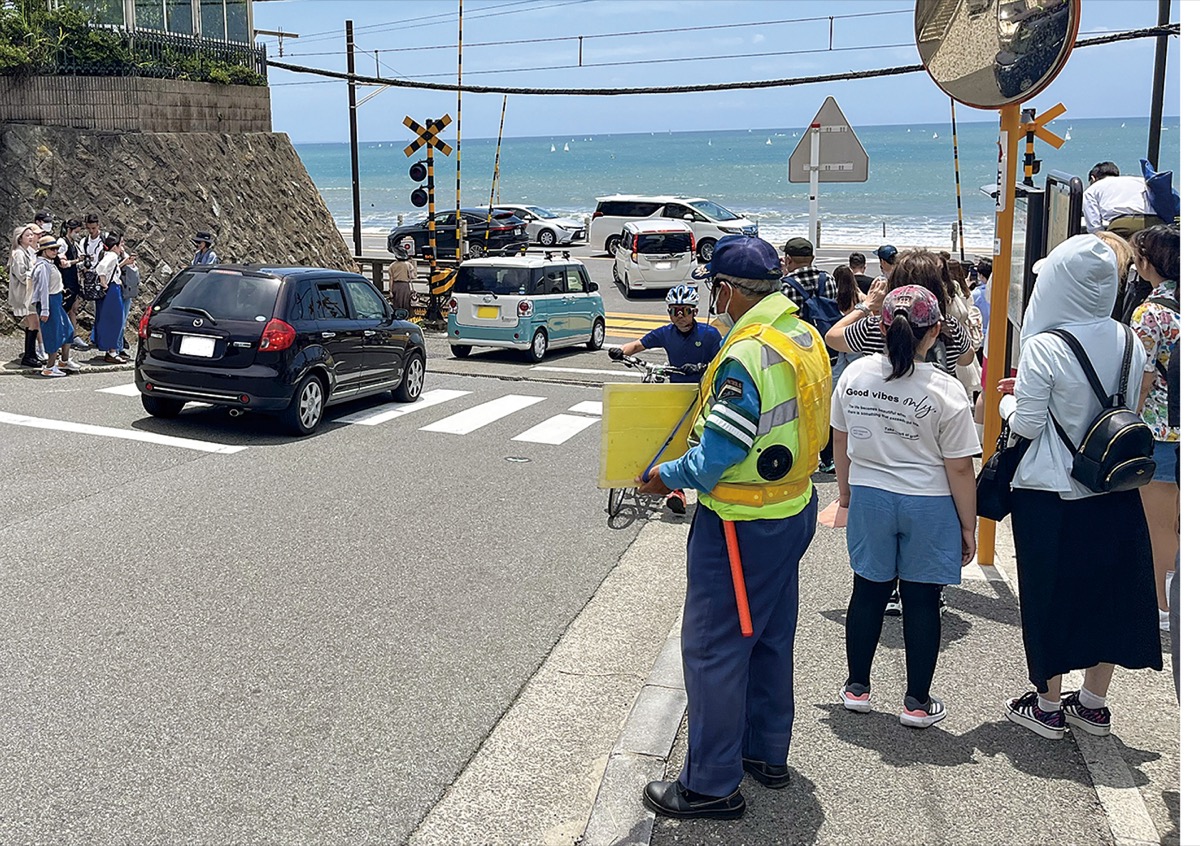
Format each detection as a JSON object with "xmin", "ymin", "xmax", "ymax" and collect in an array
[{"xmin": 291, "ymin": 114, "xmax": 1181, "ymax": 146}]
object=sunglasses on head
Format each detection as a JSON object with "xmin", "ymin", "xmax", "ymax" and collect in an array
[{"xmin": 668, "ymin": 306, "xmax": 696, "ymax": 317}]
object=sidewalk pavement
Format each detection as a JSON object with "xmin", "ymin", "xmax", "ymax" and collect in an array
[
  {"xmin": 2, "ymin": 346, "xmax": 135, "ymax": 377},
  {"xmin": 601, "ymin": 478, "xmax": 1179, "ymax": 846}
]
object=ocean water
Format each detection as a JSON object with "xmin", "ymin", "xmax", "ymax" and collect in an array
[{"xmin": 295, "ymin": 116, "xmax": 1180, "ymax": 249}]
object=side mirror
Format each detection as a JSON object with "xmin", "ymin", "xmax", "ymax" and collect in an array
[
  {"xmin": 683, "ymin": 214, "xmax": 696, "ymax": 222},
  {"xmin": 587, "ymin": 281, "xmax": 599, "ymax": 292},
  {"xmin": 394, "ymin": 308, "xmax": 409, "ymax": 320}
]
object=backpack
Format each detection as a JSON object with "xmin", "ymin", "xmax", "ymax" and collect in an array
[
  {"xmin": 1046, "ymin": 327, "xmax": 1156, "ymax": 494},
  {"xmin": 80, "ymin": 267, "xmax": 104, "ymax": 301},
  {"xmin": 782, "ymin": 271, "xmax": 841, "ymax": 337}
]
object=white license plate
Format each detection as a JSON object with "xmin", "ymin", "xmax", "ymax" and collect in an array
[
  {"xmin": 179, "ymin": 335, "xmax": 217, "ymax": 357},
  {"xmin": 655, "ymin": 262, "xmax": 673, "ymax": 270}
]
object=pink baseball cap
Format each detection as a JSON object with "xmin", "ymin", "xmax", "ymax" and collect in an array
[{"xmin": 881, "ymin": 285, "xmax": 942, "ymax": 328}]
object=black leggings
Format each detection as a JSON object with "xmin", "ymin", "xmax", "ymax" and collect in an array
[{"xmin": 845, "ymin": 574, "xmax": 942, "ymax": 704}]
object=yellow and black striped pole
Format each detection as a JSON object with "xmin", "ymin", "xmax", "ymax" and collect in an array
[
  {"xmin": 426, "ymin": 120, "xmax": 440, "ymax": 326},
  {"xmin": 454, "ymin": 0, "xmax": 464, "ymax": 266},
  {"xmin": 950, "ymin": 98, "xmax": 966, "ymax": 262},
  {"xmin": 1021, "ymin": 107, "xmax": 1038, "ymax": 187},
  {"xmin": 485, "ymin": 95, "xmax": 508, "ymax": 253}
]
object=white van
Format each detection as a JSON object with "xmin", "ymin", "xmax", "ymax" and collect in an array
[
  {"xmin": 611, "ymin": 220, "xmax": 698, "ymax": 292},
  {"xmin": 587, "ymin": 195, "xmax": 758, "ymax": 263}
]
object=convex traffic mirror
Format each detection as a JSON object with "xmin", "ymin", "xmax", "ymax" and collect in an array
[{"xmin": 915, "ymin": 0, "xmax": 1079, "ymax": 108}]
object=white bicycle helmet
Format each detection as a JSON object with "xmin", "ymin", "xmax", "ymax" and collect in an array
[{"xmin": 665, "ymin": 284, "xmax": 700, "ymax": 308}]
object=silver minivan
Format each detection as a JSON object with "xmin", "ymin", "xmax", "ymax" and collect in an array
[{"xmin": 611, "ymin": 220, "xmax": 698, "ymax": 292}]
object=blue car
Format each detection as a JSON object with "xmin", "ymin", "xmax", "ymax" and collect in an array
[{"xmin": 448, "ymin": 255, "xmax": 606, "ymax": 362}]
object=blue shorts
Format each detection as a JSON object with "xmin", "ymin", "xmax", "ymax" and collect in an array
[
  {"xmin": 1153, "ymin": 439, "xmax": 1178, "ymax": 484},
  {"xmin": 846, "ymin": 485, "xmax": 962, "ymax": 586}
]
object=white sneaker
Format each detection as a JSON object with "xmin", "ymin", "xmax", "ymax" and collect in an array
[
  {"xmin": 40, "ymin": 366, "xmax": 66, "ymax": 378},
  {"xmin": 61, "ymin": 359, "xmax": 82, "ymax": 372},
  {"xmin": 901, "ymin": 695, "xmax": 947, "ymax": 729}
]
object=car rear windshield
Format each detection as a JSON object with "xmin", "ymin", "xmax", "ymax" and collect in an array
[
  {"xmin": 456, "ymin": 266, "xmax": 533, "ymax": 295},
  {"xmin": 156, "ymin": 269, "xmax": 282, "ymax": 321},
  {"xmin": 690, "ymin": 200, "xmax": 740, "ymax": 222},
  {"xmin": 636, "ymin": 232, "xmax": 693, "ymax": 254}
]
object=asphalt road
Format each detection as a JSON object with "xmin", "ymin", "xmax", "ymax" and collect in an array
[{"xmin": 0, "ymin": 366, "xmax": 643, "ymax": 843}]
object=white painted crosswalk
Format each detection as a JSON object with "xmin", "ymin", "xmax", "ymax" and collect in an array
[
  {"xmin": 81, "ymin": 380, "xmax": 608, "ymax": 450},
  {"xmin": 421, "ymin": 395, "xmax": 546, "ymax": 435}
]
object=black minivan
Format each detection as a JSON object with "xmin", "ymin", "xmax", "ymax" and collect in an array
[{"xmin": 135, "ymin": 265, "xmax": 426, "ymax": 435}]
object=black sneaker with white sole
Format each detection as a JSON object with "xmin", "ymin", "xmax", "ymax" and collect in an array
[
  {"xmin": 1061, "ymin": 691, "xmax": 1112, "ymax": 736},
  {"xmin": 1005, "ymin": 691, "xmax": 1066, "ymax": 740}
]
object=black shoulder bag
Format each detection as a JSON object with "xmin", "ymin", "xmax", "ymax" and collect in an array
[{"xmin": 976, "ymin": 417, "xmax": 1030, "ymax": 521}]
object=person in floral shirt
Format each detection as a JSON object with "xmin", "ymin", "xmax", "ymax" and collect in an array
[{"xmin": 1129, "ymin": 225, "xmax": 1179, "ymax": 628}]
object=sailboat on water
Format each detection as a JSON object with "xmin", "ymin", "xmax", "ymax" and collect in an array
[
  {"xmin": 932, "ymin": 132, "xmax": 939, "ymax": 139},
  {"xmin": 550, "ymin": 143, "xmax": 556, "ymax": 152},
  {"xmin": 564, "ymin": 142, "xmax": 570, "ymax": 151},
  {"xmin": 766, "ymin": 138, "xmax": 772, "ymax": 145},
  {"xmin": 1064, "ymin": 130, "xmax": 1072, "ymax": 141}
]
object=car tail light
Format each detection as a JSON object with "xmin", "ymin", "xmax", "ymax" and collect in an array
[
  {"xmin": 517, "ymin": 299, "xmax": 533, "ymax": 317},
  {"xmin": 137, "ymin": 305, "xmax": 154, "ymax": 340},
  {"xmin": 448, "ymin": 297, "xmax": 458, "ymax": 315},
  {"xmin": 259, "ymin": 318, "xmax": 296, "ymax": 352},
  {"xmin": 690, "ymin": 232, "xmax": 696, "ymax": 253}
]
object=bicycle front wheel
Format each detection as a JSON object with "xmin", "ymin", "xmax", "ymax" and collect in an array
[{"xmin": 607, "ymin": 487, "xmax": 629, "ymax": 517}]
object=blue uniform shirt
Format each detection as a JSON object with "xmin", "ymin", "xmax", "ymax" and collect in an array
[
  {"xmin": 640, "ymin": 321, "xmax": 723, "ymax": 383},
  {"xmin": 193, "ymin": 248, "xmax": 218, "ymax": 266},
  {"xmin": 658, "ymin": 358, "xmax": 761, "ymax": 494}
]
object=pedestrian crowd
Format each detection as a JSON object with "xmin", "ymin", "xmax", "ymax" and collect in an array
[
  {"xmin": 6, "ymin": 209, "xmax": 219, "ymax": 377},
  {"xmin": 635, "ymin": 217, "xmax": 1178, "ymax": 822}
]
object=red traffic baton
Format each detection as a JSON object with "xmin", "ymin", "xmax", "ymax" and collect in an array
[{"xmin": 722, "ymin": 519, "xmax": 754, "ymax": 637}]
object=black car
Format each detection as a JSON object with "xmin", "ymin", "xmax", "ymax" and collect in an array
[
  {"xmin": 387, "ymin": 208, "xmax": 530, "ymax": 260},
  {"xmin": 135, "ymin": 265, "xmax": 426, "ymax": 436}
]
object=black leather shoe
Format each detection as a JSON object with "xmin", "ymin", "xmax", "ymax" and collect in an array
[
  {"xmin": 742, "ymin": 757, "xmax": 790, "ymax": 789},
  {"xmin": 643, "ymin": 779, "xmax": 745, "ymax": 820}
]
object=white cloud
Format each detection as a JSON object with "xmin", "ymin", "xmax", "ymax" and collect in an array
[{"xmin": 752, "ymin": 33, "xmax": 766, "ymax": 44}]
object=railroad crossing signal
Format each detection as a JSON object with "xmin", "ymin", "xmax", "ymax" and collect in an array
[
  {"xmin": 409, "ymin": 162, "xmax": 428, "ymax": 208},
  {"xmin": 403, "ymin": 114, "xmax": 453, "ymax": 157}
]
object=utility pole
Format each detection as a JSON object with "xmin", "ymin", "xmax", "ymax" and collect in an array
[
  {"xmin": 1146, "ymin": 0, "xmax": 1171, "ymax": 169},
  {"xmin": 346, "ymin": 20, "xmax": 362, "ymax": 257}
]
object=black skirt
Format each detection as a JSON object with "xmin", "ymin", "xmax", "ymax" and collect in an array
[{"xmin": 1010, "ymin": 487, "xmax": 1163, "ymax": 692}]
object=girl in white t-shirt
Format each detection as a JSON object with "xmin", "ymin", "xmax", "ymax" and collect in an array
[{"xmin": 831, "ymin": 280, "xmax": 980, "ymax": 729}]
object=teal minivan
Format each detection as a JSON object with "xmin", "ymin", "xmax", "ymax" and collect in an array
[{"xmin": 448, "ymin": 255, "xmax": 606, "ymax": 362}]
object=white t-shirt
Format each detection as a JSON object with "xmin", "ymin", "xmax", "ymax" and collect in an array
[{"xmin": 830, "ymin": 354, "xmax": 981, "ymax": 496}]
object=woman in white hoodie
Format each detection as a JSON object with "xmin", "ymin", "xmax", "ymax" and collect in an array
[{"xmin": 999, "ymin": 234, "xmax": 1161, "ymax": 741}]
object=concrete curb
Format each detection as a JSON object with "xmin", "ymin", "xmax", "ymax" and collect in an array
[
  {"xmin": 0, "ymin": 363, "xmax": 135, "ymax": 377},
  {"xmin": 581, "ymin": 616, "xmax": 685, "ymax": 846}
]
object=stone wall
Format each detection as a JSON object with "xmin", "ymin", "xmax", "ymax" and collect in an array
[
  {"xmin": 0, "ymin": 123, "xmax": 355, "ymax": 334},
  {"xmin": 0, "ymin": 76, "xmax": 271, "ymax": 134}
]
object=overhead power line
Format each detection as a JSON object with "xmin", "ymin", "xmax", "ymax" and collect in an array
[
  {"xmin": 265, "ymin": 24, "xmax": 1179, "ymax": 96},
  {"xmin": 283, "ymin": 8, "xmax": 911, "ymax": 57}
]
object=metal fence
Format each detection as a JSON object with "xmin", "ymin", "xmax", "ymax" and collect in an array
[{"xmin": 43, "ymin": 26, "xmax": 266, "ymax": 80}]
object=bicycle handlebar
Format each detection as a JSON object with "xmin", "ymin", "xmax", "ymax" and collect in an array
[{"xmin": 605, "ymin": 348, "xmax": 704, "ymax": 378}]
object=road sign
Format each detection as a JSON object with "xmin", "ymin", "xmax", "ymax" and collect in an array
[
  {"xmin": 788, "ymin": 97, "xmax": 869, "ymax": 183},
  {"xmin": 403, "ymin": 114, "xmax": 453, "ymax": 157}
]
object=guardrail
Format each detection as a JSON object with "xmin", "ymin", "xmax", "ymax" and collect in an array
[{"xmin": 37, "ymin": 27, "xmax": 266, "ymax": 81}]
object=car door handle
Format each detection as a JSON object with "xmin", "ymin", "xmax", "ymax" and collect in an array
[
  {"xmin": 321, "ymin": 331, "xmax": 336, "ymax": 339},
  {"xmin": 363, "ymin": 330, "xmax": 377, "ymax": 337}
]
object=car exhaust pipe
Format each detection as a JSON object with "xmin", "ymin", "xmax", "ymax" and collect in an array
[{"xmin": 228, "ymin": 408, "xmax": 244, "ymax": 418}]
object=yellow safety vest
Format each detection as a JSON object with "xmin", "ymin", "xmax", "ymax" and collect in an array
[{"xmin": 692, "ymin": 292, "xmax": 832, "ymax": 521}]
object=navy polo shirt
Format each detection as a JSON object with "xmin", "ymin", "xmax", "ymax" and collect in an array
[{"xmin": 640, "ymin": 321, "xmax": 723, "ymax": 383}]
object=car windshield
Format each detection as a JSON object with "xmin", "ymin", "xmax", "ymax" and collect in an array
[
  {"xmin": 689, "ymin": 200, "xmax": 740, "ymax": 222},
  {"xmin": 156, "ymin": 270, "xmax": 282, "ymax": 321},
  {"xmin": 456, "ymin": 265, "xmax": 533, "ymax": 295},
  {"xmin": 526, "ymin": 206, "xmax": 556, "ymax": 219},
  {"xmin": 636, "ymin": 232, "xmax": 693, "ymax": 254}
]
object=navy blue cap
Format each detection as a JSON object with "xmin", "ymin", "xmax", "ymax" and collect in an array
[
  {"xmin": 874, "ymin": 244, "xmax": 898, "ymax": 263},
  {"xmin": 692, "ymin": 235, "xmax": 782, "ymax": 282}
]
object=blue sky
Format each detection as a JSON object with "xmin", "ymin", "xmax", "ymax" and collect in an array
[{"xmin": 254, "ymin": 0, "xmax": 1182, "ymax": 144}]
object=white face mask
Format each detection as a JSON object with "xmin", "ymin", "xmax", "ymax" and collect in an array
[
  {"xmin": 708, "ymin": 281, "xmax": 734, "ymax": 337},
  {"xmin": 40, "ymin": 223, "xmax": 52, "ymax": 233}
]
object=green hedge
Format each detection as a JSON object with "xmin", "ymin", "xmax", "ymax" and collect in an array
[{"xmin": 0, "ymin": 1, "xmax": 265, "ymax": 85}]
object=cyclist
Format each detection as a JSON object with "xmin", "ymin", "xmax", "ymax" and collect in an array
[{"xmin": 612, "ymin": 284, "xmax": 722, "ymax": 513}]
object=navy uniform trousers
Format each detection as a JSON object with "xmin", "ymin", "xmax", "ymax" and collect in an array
[{"xmin": 679, "ymin": 494, "xmax": 818, "ymax": 797}]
